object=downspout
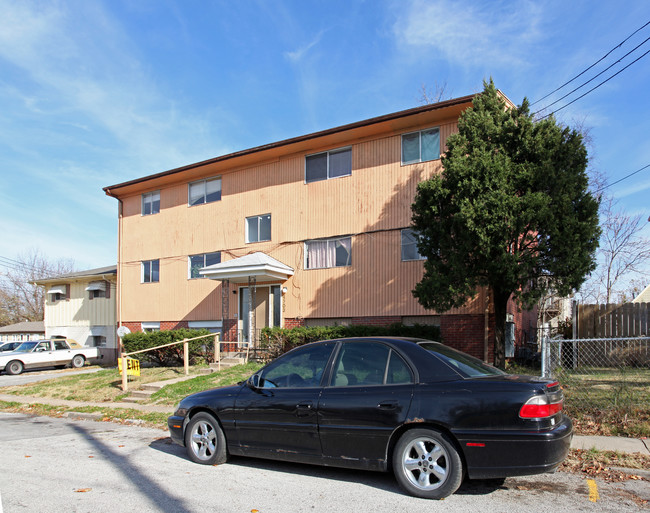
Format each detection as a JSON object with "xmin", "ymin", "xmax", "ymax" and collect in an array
[
  {"xmin": 104, "ymin": 187, "xmax": 123, "ymax": 362},
  {"xmin": 484, "ymin": 291, "xmax": 490, "ymax": 363}
]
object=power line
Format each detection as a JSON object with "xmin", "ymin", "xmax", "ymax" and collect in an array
[
  {"xmin": 594, "ymin": 164, "xmax": 650, "ymax": 194},
  {"xmin": 531, "ymin": 20, "xmax": 650, "ymax": 106},
  {"xmin": 537, "ymin": 46, "xmax": 650, "ymax": 119},
  {"xmin": 534, "ymin": 35, "xmax": 650, "ymax": 115}
]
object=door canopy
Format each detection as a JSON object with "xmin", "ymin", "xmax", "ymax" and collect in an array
[{"xmin": 200, "ymin": 252, "xmax": 294, "ymax": 284}]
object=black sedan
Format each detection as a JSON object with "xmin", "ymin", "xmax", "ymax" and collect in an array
[{"xmin": 168, "ymin": 337, "xmax": 572, "ymax": 499}]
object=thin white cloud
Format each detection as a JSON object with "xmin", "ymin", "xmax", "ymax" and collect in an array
[
  {"xmin": 394, "ymin": 0, "xmax": 545, "ymax": 68},
  {"xmin": 284, "ymin": 30, "xmax": 326, "ymax": 63}
]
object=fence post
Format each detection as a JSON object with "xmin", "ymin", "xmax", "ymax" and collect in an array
[
  {"xmin": 121, "ymin": 353, "xmax": 128, "ymax": 391},
  {"xmin": 541, "ymin": 336, "xmax": 547, "ymax": 378},
  {"xmin": 184, "ymin": 341, "xmax": 189, "ymax": 376}
]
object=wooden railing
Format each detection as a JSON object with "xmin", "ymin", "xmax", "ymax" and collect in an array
[{"xmin": 121, "ymin": 333, "xmax": 221, "ymax": 391}]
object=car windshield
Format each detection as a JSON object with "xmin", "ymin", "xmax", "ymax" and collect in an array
[
  {"xmin": 418, "ymin": 342, "xmax": 506, "ymax": 378},
  {"xmin": 13, "ymin": 341, "xmax": 39, "ymax": 352}
]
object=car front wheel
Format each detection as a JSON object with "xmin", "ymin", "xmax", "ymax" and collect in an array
[
  {"xmin": 392, "ymin": 428, "xmax": 463, "ymax": 499},
  {"xmin": 184, "ymin": 412, "xmax": 227, "ymax": 465},
  {"xmin": 6, "ymin": 360, "xmax": 24, "ymax": 375}
]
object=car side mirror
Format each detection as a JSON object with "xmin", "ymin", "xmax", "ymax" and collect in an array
[{"xmin": 249, "ymin": 373, "xmax": 261, "ymax": 389}]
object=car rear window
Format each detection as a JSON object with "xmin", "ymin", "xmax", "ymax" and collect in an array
[{"xmin": 418, "ymin": 342, "xmax": 506, "ymax": 378}]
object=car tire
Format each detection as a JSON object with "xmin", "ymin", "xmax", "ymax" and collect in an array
[
  {"xmin": 184, "ymin": 412, "xmax": 228, "ymax": 465},
  {"xmin": 392, "ymin": 428, "xmax": 463, "ymax": 499},
  {"xmin": 6, "ymin": 360, "xmax": 24, "ymax": 375},
  {"xmin": 71, "ymin": 355, "xmax": 85, "ymax": 368}
]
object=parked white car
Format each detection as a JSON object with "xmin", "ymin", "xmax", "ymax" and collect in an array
[{"xmin": 0, "ymin": 339, "xmax": 103, "ymax": 375}]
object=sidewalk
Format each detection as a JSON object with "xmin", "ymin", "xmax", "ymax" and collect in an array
[{"xmin": 0, "ymin": 391, "xmax": 648, "ymax": 457}]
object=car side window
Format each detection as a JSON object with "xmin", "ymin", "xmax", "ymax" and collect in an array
[
  {"xmin": 54, "ymin": 341, "xmax": 67, "ymax": 350},
  {"xmin": 36, "ymin": 342, "xmax": 50, "ymax": 352},
  {"xmin": 260, "ymin": 343, "xmax": 334, "ymax": 389},
  {"xmin": 332, "ymin": 342, "xmax": 413, "ymax": 387}
]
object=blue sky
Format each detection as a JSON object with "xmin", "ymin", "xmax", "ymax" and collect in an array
[{"xmin": 1, "ymin": 0, "xmax": 649, "ymax": 275}]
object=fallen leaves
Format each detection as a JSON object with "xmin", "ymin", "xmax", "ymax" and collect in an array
[{"xmin": 74, "ymin": 488, "xmax": 92, "ymax": 493}]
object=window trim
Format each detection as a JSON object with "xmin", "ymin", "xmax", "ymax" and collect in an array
[
  {"xmin": 141, "ymin": 259, "xmax": 160, "ymax": 283},
  {"xmin": 305, "ymin": 146, "xmax": 352, "ymax": 183},
  {"xmin": 304, "ymin": 236, "xmax": 352, "ymax": 270},
  {"xmin": 141, "ymin": 190, "xmax": 160, "ymax": 216},
  {"xmin": 401, "ymin": 229, "xmax": 426, "ymax": 262},
  {"xmin": 188, "ymin": 251, "xmax": 222, "ymax": 279},
  {"xmin": 188, "ymin": 176, "xmax": 222, "ymax": 206},
  {"xmin": 245, "ymin": 214, "xmax": 272, "ymax": 243},
  {"xmin": 401, "ymin": 127, "xmax": 441, "ymax": 165}
]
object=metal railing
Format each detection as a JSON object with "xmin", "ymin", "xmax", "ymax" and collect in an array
[{"xmin": 541, "ymin": 336, "xmax": 650, "ymax": 410}]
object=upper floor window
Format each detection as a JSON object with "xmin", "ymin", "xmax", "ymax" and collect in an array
[
  {"xmin": 401, "ymin": 229, "xmax": 425, "ymax": 261},
  {"xmin": 305, "ymin": 237, "xmax": 351, "ymax": 269},
  {"xmin": 305, "ymin": 147, "xmax": 352, "ymax": 183},
  {"xmin": 246, "ymin": 214, "xmax": 271, "ymax": 243},
  {"xmin": 401, "ymin": 127, "xmax": 440, "ymax": 165},
  {"xmin": 47, "ymin": 285, "xmax": 69, "ymax": 302},
  {"xmin": 141, "ymin": 259, "xmax": 160, "ymax": 283},
  {"xmin": 189, "ymin": 177, "xmax": 221, "ymax": 206},
  {"xmin": 86, "ymin": 280, "xmax": 110, "ymax": 299},
  {"xmin": 142, "ymin": 191, "xmax": 160, "ymax": 215},
  {"xmin": 189, "ymin": 252, "xmax": 222, "ymax": 279}
]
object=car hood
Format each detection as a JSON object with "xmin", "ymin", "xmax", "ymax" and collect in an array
[{"xmin": 181, "ymin": 383, "xmax": 243, "ymax": 404}]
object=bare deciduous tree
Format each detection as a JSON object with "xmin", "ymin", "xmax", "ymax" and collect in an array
[
  {"xmin": 418, "ymin": 81, "xmax": 451, "ymax": 105},
  {"xmin": 579, "ymin": 197, "xmax": 650, "ymax": 303},
  {"xmin": 0, "ymin": 249, "xmax": 75, "ymax": 325}
]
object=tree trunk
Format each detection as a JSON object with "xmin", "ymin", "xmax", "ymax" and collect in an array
[{"xmin": 492, "ymin": 289, "xmax": 511, "ymax": 369}]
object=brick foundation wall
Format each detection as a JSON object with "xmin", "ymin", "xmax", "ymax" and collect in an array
[
  {"xmin": 440, "ymin": 314, "xmax": 494, "ymax": 362},
  {"xmin": 122, "ymin": 322, "xmax": 142, "ymax": 333},
  {"xmin": 161, "ymin": 321, "xmax": 189, "ymax": 331},
  {"xmin": 351, "ymin": 316, "xmax": 401, "ymax": 327},
  {"xmin": 284, "ymin": 318, "xmax": 306, "ymax": 329}
]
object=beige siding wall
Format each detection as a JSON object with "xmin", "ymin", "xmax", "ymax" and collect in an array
[
  {"xmin": 117, "ymin": 117, "xmax": 484, "ymax": 323},
  {"xmin": 44, "ymin": 281, "xmax": 117, "ymax": 327}
]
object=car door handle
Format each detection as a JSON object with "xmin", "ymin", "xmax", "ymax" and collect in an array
[
  {"xmin": 297, "ymin": 401, "xmax": 313, "ymax": 409},
  {"xmin": 378, "ymin": 400, "xmax": 398, "ymax": 410},
  {"xmin": 296, "ymin": 401, "xmax": 313, "ymax": 417}
]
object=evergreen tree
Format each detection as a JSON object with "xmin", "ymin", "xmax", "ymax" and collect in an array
[{"xmin": 411, "ymin": 79, "xmax": 600, "ymax": 368}]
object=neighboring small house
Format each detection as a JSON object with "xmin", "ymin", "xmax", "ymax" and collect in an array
[
  {"xmin": 0, "ymin": 321, "xmax": 45, "ymax": 343},
  {"xmin": 632, "ymin": 284, "xmax": 650, "ymax": 303},
  {"xmin": 32, "ymin": 266, "xmax": 118, "ymax": 363}
]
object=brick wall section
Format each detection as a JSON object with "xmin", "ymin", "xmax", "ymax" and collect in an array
[
  {"xmin": 122, "ymin": 322, "xmax": 142, "ymax": 333},
  {"xmin": 351, "ymin": 316, "xmax": 401, "ymax": 327},
  {"xmin": 440, "ymin": 314, "xmax": 494, "ymax": 361},
  {"xmin": 284, "ymin": 318, "xmax": 306, "ymax": 329}
]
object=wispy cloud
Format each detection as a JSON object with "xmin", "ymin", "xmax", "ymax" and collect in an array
[
  {"xmin": 284, "ymin": 30, "xmax": 326, "ymax": 62},
  {"xmin": 393, "ymin": 0, "xmax": 545, "ymax": 68}
]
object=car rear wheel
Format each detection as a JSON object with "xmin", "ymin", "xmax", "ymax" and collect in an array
[
  {"xmin": 6, "ymin": 360, "xmax": 24, "ymax": 375},
  {"xmin": 392, "ymin": 428, "xmax": 463, "ymax": 499},
  {"xmin": 184, "ymin": 412, "xmax": 227, "ymax": 465},
  {"xmin": 71, "ymin": 355, "xmax": 85, "ymax": 368}
]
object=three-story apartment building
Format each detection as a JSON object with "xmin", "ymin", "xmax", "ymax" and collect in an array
[{"xmin": 104, "ymin": 94, "xmax": 533, "ymax": 362}]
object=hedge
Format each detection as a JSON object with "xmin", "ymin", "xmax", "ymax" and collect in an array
[
  {"xmin": 121, "ymin": 328, "xmax": 216, "ymax": 366},
  {"xmin": 259, "ymin": 323, "xmax": 442, "ymax": 359}
]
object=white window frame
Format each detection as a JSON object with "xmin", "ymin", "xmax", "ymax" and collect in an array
[
  {"xmin": 141, "ymin": 190, "xmax": 160, "ymax": 215},
  {"xmin": 305, "ymin": 146, "xmax": 352, "ymax": 183},
  {"xmin": 246, "ymin": 214, "xmax": 272, "ymax": 243},
  {"xmin": 188, "ymin": 177, "xmax": 222, "ymax": 206},
  {"xmin": 188, "ymin": 252, "xmax": 222, "ymax": 279},
  {"xmin": 305, "ymin": 236, "xmax": 352, "ymax": 269},
  {"xmin": 401, "ymin": 229, "xmax": 425, "ymax": 261},
  {"xmin": 401, "ymin": 127, "xmax": 440, "ymax": 165},
  {"xmin": 142, "ymin": 322, "xmax": 160, "ymax": 333},
  {"xmin": 141, "ymin": 259, "xmax": 160, "ymax": 283}
]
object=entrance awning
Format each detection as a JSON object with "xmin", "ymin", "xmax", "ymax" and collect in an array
[{"xmin": 200, "ymin": 252, "xmax": 294, "ymax": 283}]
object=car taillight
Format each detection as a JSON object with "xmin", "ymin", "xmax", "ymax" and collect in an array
[{"xmin": 519, "ymin": 395, "xmax": 563, "ymax": 419}]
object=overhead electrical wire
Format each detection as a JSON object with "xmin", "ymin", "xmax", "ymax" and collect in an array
[
  {"xmin": 531, "ymin": 19, "xmax": 650, "ymax": 106},
  {"xmin": 533, "ymin": 35, "xmax": 650, "ymax": 115},
  {"xmin": 593, "ymin": 164, "xmax": 650, "ymax": 194}
]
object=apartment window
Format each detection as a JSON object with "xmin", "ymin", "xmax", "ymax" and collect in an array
[
  {"xmin": 189, "ymin": 177, "xmax": 221, "ymax": 206},
  {"xmin": 305, "ymin": 147, "xmax": 352, "ymax": 183},
  {"xmin": 246, "ymin": 214, "xmax": 271, "ymax": 243},
  {"xmin": 142, "ymin": 259, "xmax": 160, "ymax": 283},
  {"xmin": 47, "ymin": 285, "xmax": 68, "ymax": 302},
  {"xmin": 92, "ymin": 336, "xmax": 107, "ymax": 347},
  {"xmin": 401, "ymin": 229, "xmax": 425, "ymax": 261},
  {"xmin": 142, "ymin": 322, "xmax": 160, "ymax": 333},
  {"xmin": 86, "ymin": 280, "xmax": 110, "ymax": 300},
  {"xmin": 305, "ymin": 237, "xmax": 351, "ymax": 269},
  {"xmin": 142, "ymin": 191, "xmax": 160, "ymax": 215},
  {"xmin": 401, "ymin": 127, "xmax": 440, "ymax": 165},
  {"xmin": 189, "ymin": 252, "xmax": 222, "ymax": 279}
]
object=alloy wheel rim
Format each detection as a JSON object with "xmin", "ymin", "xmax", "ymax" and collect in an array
[
  {"xmin": 190, "ymin": 421, "xmax": 217, "ymax": 461},
  {"xmin": 401, "ymin": 437, "xmax": 449, "ymax": 490}
]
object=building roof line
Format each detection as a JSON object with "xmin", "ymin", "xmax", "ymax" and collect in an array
[{"xmin": 103, "ymin": 94, "xmax": 477, "ymax": 196}]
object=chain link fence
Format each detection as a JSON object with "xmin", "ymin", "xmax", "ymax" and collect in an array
[{"xmin": 541, "ymin": 336, "xmax": 650, "ymax": 411}]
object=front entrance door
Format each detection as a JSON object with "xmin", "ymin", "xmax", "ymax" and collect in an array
[{"xmin": 238, "ymin": 285, "xmax": 282, "ymax": 344}]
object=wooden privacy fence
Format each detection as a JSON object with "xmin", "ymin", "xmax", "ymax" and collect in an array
[
  {"xmin": 121, "ymin": 333, "xmax": 237, "ymax": 391},
  {"xmin": 576, "ymin": 302, "xmax": 649, "ymax": 338}
]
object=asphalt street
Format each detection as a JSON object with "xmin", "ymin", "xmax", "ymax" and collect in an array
[{"xmin": 0, "ymin": 413, "xmax": 647, "ymax": 513}]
